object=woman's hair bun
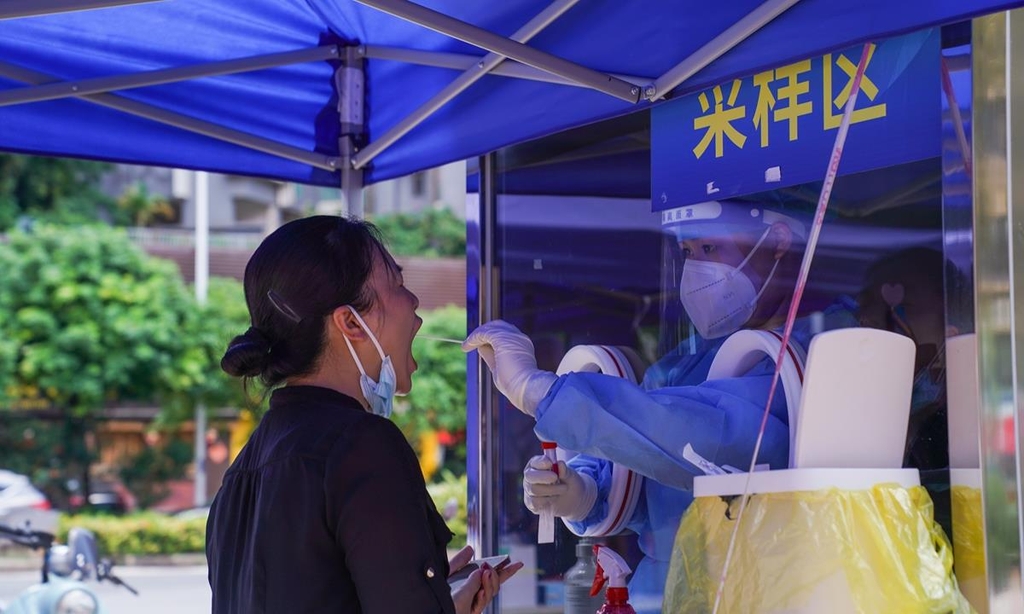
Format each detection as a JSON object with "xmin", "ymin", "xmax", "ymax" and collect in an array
[{"xmin": 220, "ymin": 327, "xmax": 272, "ymax": 378}]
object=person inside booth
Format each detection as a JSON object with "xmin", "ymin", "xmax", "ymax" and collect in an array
[
  {"xmin": 463, "ymin": 198, "xmax": 858, "ymax": 612},
  {"xmin": 856, "ymin": 245, "xmax": 965, "ymax": 536}
]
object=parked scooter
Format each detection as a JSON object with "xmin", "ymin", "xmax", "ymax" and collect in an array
[{"xmin": 0, "ymin": 523, "xmax": 137, "ymax": 614}]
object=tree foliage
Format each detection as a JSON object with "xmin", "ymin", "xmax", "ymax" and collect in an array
[
  {"xmin": 116, "ymin": 182, "xmax": 175, "ymax": 227},
  {"xmin": 426, "ymin": 470, "xmax": 468, "ymax": 547},
  {"xmin": 58, "ymin": 513, "xmax": 207, "ymax": 555},
  {"xmin": 396, "ymin": 305, "xmax": 467, "ymax": 434},
  {"xmin": 157, "ymin": 276, "xmax": 259, "ymax": 424},
  {"xmin": 0, "ymin": 224, "xmax": 252, "ymax": 417},
  {"xmin": 0, "ymin": 154, "xmax": 116, "ymax": 231},
  {"xmin": 392, "ymin": 306, "xmax": 467, "ymax": 478},
  {"xmin": 0, "ymin": 224, "xmax": 255, "ymax": 509},
  {"xmin": 372, "ymin": 208, "xmax": 466, "ymax": 257}
]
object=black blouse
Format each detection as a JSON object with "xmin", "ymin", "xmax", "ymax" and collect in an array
[{"xmin": 207, "ymin": 385, "xmax": 456, "ymax": 613}]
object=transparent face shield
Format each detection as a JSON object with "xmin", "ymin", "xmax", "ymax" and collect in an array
[
  {"xmin": 655, "ymin": 224, "xmax": 694, "ymax": 360},
  {"xmin": 651, "ymin": 199, "xmax": 811, "ymax": 392},
  {"xmin": 652, "ymin": 200, "xmax": 811, "ymax": 381},
  {"xmin": 653, "ymin": 203, "xmax": 740, "ymax": 364}
]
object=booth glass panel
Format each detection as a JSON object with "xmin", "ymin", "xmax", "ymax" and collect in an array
[{"xmin": 470, "ymin": 39, "xmax": 966, "ymax": 610}]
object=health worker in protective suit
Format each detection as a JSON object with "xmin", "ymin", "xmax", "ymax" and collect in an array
[{"xmin": 463, "ymin": 199, "xmax": 857, "ymax": 612}]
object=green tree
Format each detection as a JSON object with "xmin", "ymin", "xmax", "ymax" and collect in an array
[
  {"xmin": 0, "ymin": 224, "xmax": 254, "ymax": 505},
  {"xmin": 116, "ymin": 182, "xmax": 175, "ymax": 227},
  {"xmin": 157, "ymin": 275, "xmax": 264, "ymax": 426},
  {"xmin": 0, "ymin": 154, "xmax": 115, "ymax": 230},
  {"xmin": 372, "ymin": 208, "xmax": 466, "ymax": 257},
  {"xmin": 0, "ymin": 224, "xmax": 192, "ymax": 414},
  {"xmin": 426, "ymin": 471, "xmax": 468, "ymax": 547},
  {"xmin": 392, "ymin": 306, "xmax": 468, "ymax": 477},
  {"xmin": 0, "ymin": 224, "xmax": 251, "ymax": 414}
]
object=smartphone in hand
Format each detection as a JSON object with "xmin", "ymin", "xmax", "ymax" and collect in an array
[{"xmin": 448, "ymin": 554, "xmax": 511, "ymax": 591}]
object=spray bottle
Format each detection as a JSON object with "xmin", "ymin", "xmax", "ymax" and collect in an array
[{"xmin": 590, "ymin": 544, "xmax": 635, "ymax": 614}]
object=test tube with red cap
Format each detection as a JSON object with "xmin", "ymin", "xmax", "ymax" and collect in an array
[{"xmin": 538, "ymin": 441, "xmax": 559, "ymax": 544}]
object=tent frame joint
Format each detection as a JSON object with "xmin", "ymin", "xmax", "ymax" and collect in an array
[{"xmin": 351, "ymin": 0, "xmax": 589, "ymax": 170}]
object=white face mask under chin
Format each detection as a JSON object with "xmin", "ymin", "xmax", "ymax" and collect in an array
[
  {"xmin": 342, "ymin": 307, "xmax": 397, "ymax": 418},
  {"xmin": 679, "ymin": 229, "xmax": 780, "ymax": 339}
]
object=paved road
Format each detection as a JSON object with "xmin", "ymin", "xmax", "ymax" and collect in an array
[{"xmin": 0, "ymin": 565, "xmax": 210, "ymax": 614}]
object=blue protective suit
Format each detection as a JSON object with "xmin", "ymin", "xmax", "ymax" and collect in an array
[{"xmin": 533, "ymin": 301, "xmax": 858, "ymax": 613}]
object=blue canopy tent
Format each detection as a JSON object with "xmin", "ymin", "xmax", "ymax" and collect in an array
[
  {"xmin": 0, "ymin": 2, "xmax": 1006, "ymax": 601},
  {"xmin": 0, "ymin": 0, "xmax": 1019, "ymax": 208}
]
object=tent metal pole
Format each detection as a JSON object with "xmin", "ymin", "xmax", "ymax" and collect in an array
[
  {"xmin": 362, "ymin": 44, "xmax": 641, "ymax": 85},
  {"xmin": 361, "ymin": 45, "xmax": 650, "ymax": 86},
  {"xmin": 360, "ymin": 45, "xmax": 487, "ymax": 70},
  {"xmin": 341, "ymin": 155, "xmax": 364, "ymax": 217},
  {"xmin": 192, "ymin": 169, "xmax": 210, "ymax": 508},
  {"xmin": 362, "ymin": 45, "xmax": 494, "ymax": 71},
  {"xmin": 0, "ymin": 46, "xmax": 339, "ymax": 107},
  {"xmin": 338, "ymin": 46, "xmax": 366, "ymax": 218},
  {"xmin": 475, "ymin": 152, "xmax": 501, "ymax": 567},
  {"xmin": 355, "ymin": 0, "xmax": 640, "ymax": 103},
  {"xmin": 0, "ymin": 61, "xmax": 339, "ymax": 171},
  {"xmin": 352, "ymin": 0, "xmax": 580, "ymax": 170},
  {"xmin": 0, "ymin": 0, "xmax": 161, "ymax": 20},
  {"xmin": 649, "ymin": 0, "xmax": 801, "ymax": 101}
]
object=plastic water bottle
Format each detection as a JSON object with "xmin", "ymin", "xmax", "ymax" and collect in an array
[{"xmin": 564, "ymin": 537, "xmax": 605, "ymax": 614}]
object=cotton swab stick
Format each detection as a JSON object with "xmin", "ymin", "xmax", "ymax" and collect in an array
[{"xmin": 417, "ymin": 335, "xmax": 465, "ymax": 344}]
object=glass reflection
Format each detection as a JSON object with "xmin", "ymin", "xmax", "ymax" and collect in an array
[
  {"xmin": 940, "ymin": 39, "xmax": 990, "ymax": 614},
  {"xmin": 971, "ymin": 10, "xmax": 1024, "ymax": 610}
]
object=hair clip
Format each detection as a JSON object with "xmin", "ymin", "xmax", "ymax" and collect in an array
[{"xmin": 267, "ymin": 290, "xmax": 302, "ymax": 324}]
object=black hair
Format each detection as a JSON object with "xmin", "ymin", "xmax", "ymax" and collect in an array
[{"xmin": 220, "ymin": 215, "xmax": 393, "ymax": 389}]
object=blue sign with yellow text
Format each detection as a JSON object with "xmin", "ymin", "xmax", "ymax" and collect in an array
[{"xmin": 652, "ymin": 29, "xmax": 940, "ymax": 211}]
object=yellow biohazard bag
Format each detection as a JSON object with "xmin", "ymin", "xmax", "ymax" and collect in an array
[
  {"xmin": 663, "ymin": 484, "xmax": 974, "ymax": 614},
  {"xmin": 951, "ymin": 484, "xmax": 986, "ymax": 613}
]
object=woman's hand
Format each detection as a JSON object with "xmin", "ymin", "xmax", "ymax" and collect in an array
[
  {"xmin": 448, "ymin": 545, "xmax": 475, "ymax": 576},
  {"xmin": 449, "ymin": 546, "xmax": 524, "ymax": 614}
]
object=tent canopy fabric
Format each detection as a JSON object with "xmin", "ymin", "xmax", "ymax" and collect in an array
[{"xmin": 0, "ymin": 0, "xmax": 1018, "ymax": 187}]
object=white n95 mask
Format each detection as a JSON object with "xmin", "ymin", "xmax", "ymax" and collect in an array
[
  {"xmin": 680, "ymin": 229, "xmax": 779, "ymax": 339},
  {"xmin": 342, "ymin": 307, "xmax": 397, "ymax": 418}
]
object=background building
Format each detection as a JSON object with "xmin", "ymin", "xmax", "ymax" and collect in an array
[
  {"xmin": 101, "ymin": 161, "xmax": 467, "ymax": 234},
  {"xmin": 101, "ymin": 161, "xmax": 468, "ymax": 311}
]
